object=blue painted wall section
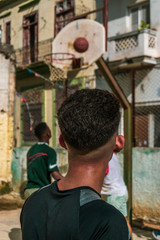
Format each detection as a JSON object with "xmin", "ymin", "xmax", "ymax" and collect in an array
[
  {"xmin": 11, "ymin": 147, "xmax": 68, "ymax": 192},
  {"xmin": 118, "ymin": 148, "xmax": 160, "ymax": 225},
  {"xmin": 11, "ymin": 147, "xmax": 29, "ymax": 192},
  {"xmin": 132, "ymin": 148, "xmax": 160, "ymax": 223}
]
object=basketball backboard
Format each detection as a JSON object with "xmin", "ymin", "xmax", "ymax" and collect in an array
[{"xmin": 52, "ymin": 19, "xmax": 105, "ymax": 70}]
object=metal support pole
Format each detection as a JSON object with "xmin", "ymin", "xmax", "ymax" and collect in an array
[
  {"xmin": 96, "ymin": 57, "xmax": 132, "ymax": 223},
  {"xmin": 131, "ymin": 70, "xmax": 136, "ymax": 147},
  {"xmin": 64, "ymin": 78, "xmax": 68, "ymax": 99},
  {"xmin": 103, "ymin": 0, "xmax": 108, "ymax": 51}
]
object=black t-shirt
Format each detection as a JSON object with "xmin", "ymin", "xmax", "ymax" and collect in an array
[{"xmin": 20, "ymin": 181, "xmax": 130, "ymax": 240}]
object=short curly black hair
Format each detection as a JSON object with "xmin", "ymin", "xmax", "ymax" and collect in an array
[
  {"xmin": 34, "ymin": 122, "xmax": 48, "ymax": 139},
  {"xmin": 57, "ymin": 89, "xmax": 120, "ymax": 152}
]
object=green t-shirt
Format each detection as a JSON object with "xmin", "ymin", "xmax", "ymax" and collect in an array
[{"xmin": 26, "ymin": 143, "xmax": 59, "ymax": 189}]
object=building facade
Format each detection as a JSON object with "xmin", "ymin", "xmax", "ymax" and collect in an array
[
  {"xmin": 106, "ymin": 0, "xmax": 160, "ymax": 148},
  {"xmin": 0, "ymin": 0, "xmax": 97, "ymax": 191},
  {"xmin": 96, "ymin": 0, "xmax": 160, "ymax": 227},
  {"xmin": 0, "ymin": 0, "xmax": 160, "ymax": 228}
]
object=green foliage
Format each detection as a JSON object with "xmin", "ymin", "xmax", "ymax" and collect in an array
[{"xmin": 138, "ymin": 20, "xmax": 150, "ymax": 31}]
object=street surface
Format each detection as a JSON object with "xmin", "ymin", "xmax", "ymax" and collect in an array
[
  {"xmin": 0, "ymin": 208, "xmax": 155, "ymax": 240},
  {"xmin": 0, "ymin": 209, "xmax": 22, "ymax": 240}
]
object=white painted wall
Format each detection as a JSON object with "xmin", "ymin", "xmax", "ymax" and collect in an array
[
  {"xmin": 108, "ymin": 0, "xmax": 137, "ymax": 37},
  {"xmin": 0, "ymin": 54, "xmax": 9, "ymax": 112},
  {"xmin": 134, "ymin": 68, "xmax": 160, "ymax": 104},
  {"xmin": 108, "ymin": 0, "xmax": 160, "ymax": 50},
  {"xmin": 150, "ymin": 0, "xmax": 160, "ymax": 29}
]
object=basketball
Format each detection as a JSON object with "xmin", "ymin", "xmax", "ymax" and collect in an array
[{"xmin": 73, "ymin": 37, "xmax": 89, "ymax": 53}]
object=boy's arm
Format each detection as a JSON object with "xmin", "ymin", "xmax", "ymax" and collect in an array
[{"xmin": 51, "ymin": 171, "xmax": 64, "ymax": 180}]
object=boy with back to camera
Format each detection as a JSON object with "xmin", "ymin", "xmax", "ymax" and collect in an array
[
  {"xmin": 20, "ymin": 89, "xmax": 131, "ymax": 240},
  {"xmin": 24, "ymin": 122, "xmax": 63, "ymax": 199}
]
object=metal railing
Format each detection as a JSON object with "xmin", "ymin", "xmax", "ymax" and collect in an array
[
  {"xmin": 108, "ymin": 29, "xmax": 158, "ymax": 62},
  {"xmin": 15, "ymin": 38, "xmax": 53, "ymax": 65}
]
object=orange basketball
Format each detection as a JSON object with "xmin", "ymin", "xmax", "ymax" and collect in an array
[{"xmin": 73, "ymin": 37, "xmax": 89, "ymax": 53}]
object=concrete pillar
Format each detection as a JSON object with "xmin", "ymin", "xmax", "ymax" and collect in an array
[
  {"xmin": 44, "ymin": 87, "xmax": 53, "ymax": 146},
  {"xmin": 148, "ymin": 113, "xmax": 154, "ymax": 147}
]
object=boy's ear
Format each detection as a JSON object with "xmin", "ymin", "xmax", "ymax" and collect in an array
[
  {"xmin": 59, "ymin": 134, "xmax": 67, "ymax": 149},
  {"xmin": 47, "ymin": 128, "xmax": 51, "ymax": 139},
  {"xmin": 114, "ymin": 135, "xmax": 125, "ymax": 153}
]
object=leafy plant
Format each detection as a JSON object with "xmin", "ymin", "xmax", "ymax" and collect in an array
[{"xmin": 138, "ymin": 20, "xmax": 150, "ymax": 31}]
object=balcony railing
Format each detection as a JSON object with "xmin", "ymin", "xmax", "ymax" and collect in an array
[
  {"xmin": 15, "ymin": 38, "xmax": 53, "ymax": 65},
  {"xmin": 107, "ymin": 29, "xmax": 158, "ymax": 63}
]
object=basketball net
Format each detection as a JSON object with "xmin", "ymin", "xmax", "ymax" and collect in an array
[
  {"xmin": 47, "ymin": 62, "xmax": 67, "ymax": 81},
  {"xmin": 44, "ymin": 53, "xmax": 75, "ymax": 82}
]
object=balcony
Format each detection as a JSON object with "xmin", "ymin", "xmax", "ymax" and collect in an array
[
  {"xmin": 15, "ymin": 38, "xmax": 53, "ymax": 66},
  {"xmin": 107, "ymin": 29, "xmax": 158, "ymax": 69}
]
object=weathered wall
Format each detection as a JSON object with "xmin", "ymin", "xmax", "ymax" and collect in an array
[
  {"xmin": 0, "ymin": 0, "xmax": 55, "ymax": 48},
  {"xmin": 118, "ymin": 147, "xmax": 160, "ymax": 225},
  {"xmin": 11, "ymin": 147, "xmax": 28, "ymax": 193},
  {"xmin": 150, "ymin": 0, "xmax": 160, "ymax": 30},
  {"xmin": 75, "ymin": 0, "xmax": 96, "ymax": 17},
  {"xmin": 0, "ymin": 113, "xmax": 13, "ymax": 181},
  {"xmin": 11, "ymin": 145, "xmax": 160, "ymax": 224},
  {"xmin": 132, "ymin": 148, "xmax": 160, "ymax": 223},
  {"xmin": 0, "ymin": 0, "xmax": 96, "ymax": 49},
  {"xmin": 11, "ymin": 147, "xmax": 68, "ymax": 193},
  {"xmin": 0, "ymin": 54, "xmax": 15, "ymax": 182},
  {"xmin": 107, "ymin": 0, "xmax": 131, "ymax": 37}
]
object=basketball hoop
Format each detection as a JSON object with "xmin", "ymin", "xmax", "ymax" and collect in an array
[
  {"xmin": 44, "ymin": 53, "xmax": 75, "ymax": 82},
  {"xmin": 44, "ymin": 19, "xmax": 105, "ymax": 83},
  {"xmin": 52, "ymin": 19, "xmax": 105, "ymax": 70}
]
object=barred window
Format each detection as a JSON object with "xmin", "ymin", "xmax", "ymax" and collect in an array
[{"xmin": 55, "ymin": 0, "xmax": 75, "ymax": 36}]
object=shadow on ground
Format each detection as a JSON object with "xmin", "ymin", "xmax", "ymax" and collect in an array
[
  {"xmin": 133, "ymin": 227, "xmax": 154, "ymax": 240},
  {"xmin": 9, "ymin": 228, "xmax": 22, "ymax": 240}
]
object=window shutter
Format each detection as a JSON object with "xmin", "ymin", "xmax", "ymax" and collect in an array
[
  {"xmin": 131, "ymin": 7, "xmax": 138, "ymax": 31},
  {"xmin": 142, "ymin": 4, "xmax": 150, "ymax": 24},
  {"xmin": 6, "ymin": 22, "xmax": 11, "ymax": 44}
]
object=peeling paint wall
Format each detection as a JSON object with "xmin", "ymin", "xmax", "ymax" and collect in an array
[
  {"xmin": 0, "ymin": 113, "xmax": 12, "ymax": 181},
  {"xmin": 11, "ymin": 147, "xmax": 68, "ymax": 193},
  {"xmin": 132, "ymin": 148, "xmax": 160, "ymax": 223},
  {"xmin": 118, "ymin": 148, "xmax": 160, "ymax": 224},
  {"xmin": 75, "ymin": 0, "xmax": 96, "ymax": 16},
  {"xmin": 11, "ymin": 147, "xmax": 28, "ymax": 193},
  {"xmin": 0, "ymin": 54, "xmax": 15, "ymax": 182},
  {"xmin": 11, "ymin": 145, "xmax": 160, "ymax": 224}
]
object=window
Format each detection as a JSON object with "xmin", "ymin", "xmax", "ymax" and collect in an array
[
  {"xmin": 130, "ymin": 3, "xmax": 150, "ymax": 31},
  {"xmin": 135, "ymin": 114, "xmax": 148, "ymax": 147},
  {"xmin": 55, "ymin": 0, "xmax": 75, "ymax": 35},
  {"xmin": 154, "ymin": 111, "xmax": 160, "ymax": 147},
  {"xmin": 23, "ymin": 11, "xmax": 38, "ymax": 64},
  {"xmin": 6, "ymin": 21, "xmax": 11, "ymax": 44}
]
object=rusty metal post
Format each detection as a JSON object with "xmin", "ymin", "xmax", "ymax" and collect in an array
[
  {"xmin": 96, "ymin": 57, "xmax": 132, "ymax": 223},
  {"xmin": 131, "ymin": 70, "xmax": 136, "ymax": 147},
  {"xmin": 103, "ymin": 0, "xmax": 108, "ymax": 51},
  {"xmin": 64, "ymin": 78, "xmax": 68, "ymax": 99}
]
